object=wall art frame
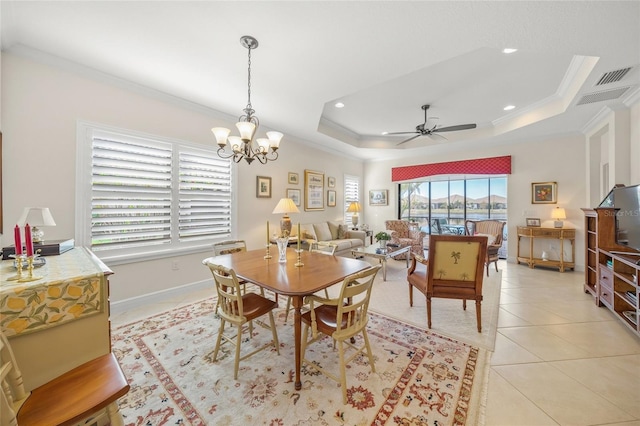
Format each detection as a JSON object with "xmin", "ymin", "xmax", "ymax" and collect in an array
[
  {"xmin": 288, "ymin": 172, "xmax": 299, "ymax": 185},
  {"xmin": 304, "ymin": 169, "xmax": 325, "ymax": 211},
  {"xmin": 327, "ymin": 176, "xmax": 336, "ymax": 188},
  {"xmin": 287, "ymin": 188, "xmax": 301, "ymax": 206},
  {"xmin": 327, "ymin": 190, "xmax": 336, "ymax": 207},
  {"xmin": 256, "ymin": 176, "xmax": 272, "ymax": 198},
  {"xmin": 526, "ymin": 218, "xmax": 541, "ymax": 227},
  {"xmin": 532, "ymin": 182, "xmax": 557, "ymax": 204},
  {"xmin": 369, "ymin": 189, "xmax": 389, "ymax": 206}
]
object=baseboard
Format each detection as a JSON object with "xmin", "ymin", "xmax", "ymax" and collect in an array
[{"xmin": 110, "ymin": 279, "xmax": 212, "ymax": 316}]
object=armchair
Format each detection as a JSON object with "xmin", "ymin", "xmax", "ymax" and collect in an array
[
  {"xmin": 385, "ymin": 220, "xmax": 426, "ymax": 260},
  {"xmin": 464, "ymin": 220, "xmax": 506, "ymax": 276}
]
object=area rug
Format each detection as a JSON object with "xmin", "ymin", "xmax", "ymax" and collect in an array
[
  {"xmin": 112, "ymin": 297, "xmax": 489, "ymax": 425},
  {"xmin": 366, "ymin": 259, "xmax": 502, "ymax": 351}
]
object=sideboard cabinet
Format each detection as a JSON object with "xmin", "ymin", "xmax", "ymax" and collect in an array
[
  {"xmin": 516, "ymin": 226, "xmax": 575, "ymax": 272},
  {"xmin": 581, "ymin": 207, "xmax": 639, "ymax": 338}
]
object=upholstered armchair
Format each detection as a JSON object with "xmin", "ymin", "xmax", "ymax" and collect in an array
[
  {"xmin": 464, "ymin": 220, "xmax": 506, "ymax": 276},
  {"xmin": 385, "ymin": 220, "xmax": 427, "ymax": 260}
]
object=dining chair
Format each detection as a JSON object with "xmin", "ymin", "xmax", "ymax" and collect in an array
[
  {"xmin": 407, "ymin": 234, "xmax": 488, "ymax": 332},
  {"xmin": 300, "ymin": 264, "xmax": 382, "ymax": 404},
  {"xmin": 283, "ymin": 242, "xmax": 338, "ymax": 323},
  {"xmin": 205, "ymin": 262, "xmax": 280, "ymax": 379},
  {"xmin": 212, "ymin": 239, "xmax": 250, "ymax": 310},
  {"xmin": 0, "ymin": 331, "xmax": 129, "ymax": 426}
]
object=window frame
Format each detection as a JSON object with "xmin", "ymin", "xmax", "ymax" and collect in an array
[{"xmin": 76, "ymin": 121, "xmax": 237, "ymax": 265}]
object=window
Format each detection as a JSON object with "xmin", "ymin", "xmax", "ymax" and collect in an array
[
  {"xmin": 76, "ymin": 122, "xmax": 234, "ymax": 264},
  {"xmin": 344, "ymin": 174, "xmax": 360, "ymax": 225}
]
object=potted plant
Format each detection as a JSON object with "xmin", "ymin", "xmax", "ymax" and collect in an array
[{"xmin": 374, "ymin": 231, "xmax": 391, "ymax": 248}]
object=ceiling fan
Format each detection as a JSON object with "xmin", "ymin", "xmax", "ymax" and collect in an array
[{"xmin": 388, "ymin": 104, "xmax": 477, "ymax": 145}]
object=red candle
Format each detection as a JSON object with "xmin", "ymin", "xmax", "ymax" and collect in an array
[
  {"xmin": 14, "ymin": 225, "xmax": 23, "ymax": 255},
  {"xmin": 25, "ymin": 224, "xmax": 33, "ymax": 257}
]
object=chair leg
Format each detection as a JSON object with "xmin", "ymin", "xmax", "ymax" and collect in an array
[
  {"xmin": 426, "ymin": 297, "xmax": 432, "ymax": 329},
  {"xmin": 494, "ymin": 260, "xmax": 499, "ymax": 272},
  {"xmin": 337, "ymin": 340, "xmax": 348, "ymax": 404},
  {"xmin": 476, "ymin": 300, "xmax": 482, "ymax": 333},
  {"xmin": 212, "ymin": 319, "xmax": 225, "ymax": 361},
  {"xmin": 362, "ymin": 330, "xmax": 376, "ymax": 373},
  {"xmin": 408, "ymin": 284, "xmax": 414, "ymax": 307},
  {"xmin": 268, "ymin": 311, "xmax": 280, "ymax": 355},
  {"xmin": 284, "ymin": 297, "xmax": 292, "ymax": 323},
  {"xmin": 106, "ymin": 401, "xmax": 125, "ymax": 426},
  {"xmin": 233, "ymin": 324, "xmax": 243, "ymax": 380},
  {"xmin": 463, "ymin": 299, "xmax": 467, "ymax": 310},
  {"xmin": 486, "ymin": 263, "xmax": 490, "ymax": 277}
]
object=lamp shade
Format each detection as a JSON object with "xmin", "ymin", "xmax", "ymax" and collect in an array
[
  {"xmin": 272, "ymin": 198, "xmax": 300, "ymax": 215},
  {"xmin": 346, "ymin": 202, "xmax": 361, "ymax": 213},
  {"xmin": 18, "ymin": 207, "xmax": 57, "ymax": 227},
  {"xmin": 551, "ymin": 207, "xmax": 566, "ymax": 220}
]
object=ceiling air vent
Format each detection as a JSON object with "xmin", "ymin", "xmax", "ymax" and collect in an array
[
  {"xmin": 595, "ymin": 67, "xmax": 632, "ymax": 85},
  {"xmin": 576, "ymin": 87, "xmax": 630, "ymax": 105}
]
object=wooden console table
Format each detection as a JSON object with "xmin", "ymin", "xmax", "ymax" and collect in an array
[
  {"xmin": 516, "ymin": 226, "xmax": 576, "ymax": 272},
  {"xmin": 0, "ymin": 247, "xmax": 113, "ymax": 391}
]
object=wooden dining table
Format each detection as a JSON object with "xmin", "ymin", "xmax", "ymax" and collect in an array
[{"xmin": 202, "ymin": 248, "xmax": 371, "ymax": 390}]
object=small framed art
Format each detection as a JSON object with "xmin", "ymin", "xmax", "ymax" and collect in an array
[
  {"xmin": 327, "ymin": 190, "xmax": 336, "ymax": 207},
  {"xmin": 369, "ymin": 189, "xmax": 388, "ymax": 206},
  {"xmin": 532, "ymin": 182, "xmax": 557, "ymax": 204},
  {"xmin": 256, "ymin": 176, "xmax": 272, "ymax": 198},
  {"xmin": 526, "ymin": 218, "xmax": 541, "ymax": 227},
  {"xmin": 327, "ymin": 176, "xmax": 336, "ymax": 188},
  {"xmin": 287, "ymin": 188, "xmax": 301, "ymax": 206},
  {"xmin": 288, "ymin": 172, "xmax": 299, "ymax": 185}
]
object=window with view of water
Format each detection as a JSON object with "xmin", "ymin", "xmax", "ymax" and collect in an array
[{"xmin": 398, "ymin": 177, "xmax": 507, "ymax": 237}]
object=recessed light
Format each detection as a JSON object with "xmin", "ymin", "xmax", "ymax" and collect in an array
[
  {"xmin": 502, "ymin": 48, "xmax": 518, "ymax": 54},
  {"xmin": 335, "ymin": 102, "xmax": 345, "ymax": 108},
  {"xmin": 503, "ymin": 105, "xmax": 516, "ymax": 111},
  {"xmin": 382, "ymin": 131, "xmax": 389, "ymax": 135}
]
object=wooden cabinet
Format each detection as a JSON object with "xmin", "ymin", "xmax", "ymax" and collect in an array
[
  {"xmin": 581, "ymin": 207, "xmax": 639, "ymax": 338},
  {"xmin": 516, "ymin": 226, "xmax": 575, "ymax": 272},
  {"xmin": 1, "ymin": 248, "xmax": 113, "ymax": 391}
]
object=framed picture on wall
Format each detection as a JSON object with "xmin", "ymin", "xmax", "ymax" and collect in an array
[
  {"xmin": 369, "ymin": 189, "xmax": 388, "ymax": 206},
  {"xmin": 256, "ymin": 176, "xmax": 272, "ymax": 198},
  {"xmin": 327, "ymin": 190, "xmax": 336, "ymax": 207},
  {"xmin": 304, "ymin": 169, "xmax": 324, "ymax": 211},
  {"xmin": 532, "ymin": 182, "xmax": 557, "ymax": 204},
  {"xmin": 327, "ymin": 176, "xmax": 336, "ymax": 188},
  {"xmin": 288, "ymin": 172, "xmax": 299, "ymax": 185},
  {"xmin": 287, "ymin": 188, "xmax": 301, "ymax": 206}
]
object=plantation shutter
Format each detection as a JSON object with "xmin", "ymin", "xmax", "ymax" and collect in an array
[
  {"xmin": 91, "ymin": 137, "xmax": 173, "ymax": 251},
  {"xmin": 344, "ymin": 174, "xmax": 360, "ymax": 225},
  {"xmin": 178, "ymin": 148, "xmax": 232, "ymax": 240}
]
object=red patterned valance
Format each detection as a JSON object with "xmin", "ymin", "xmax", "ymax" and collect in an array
[{"xmin": 391, "ymin": 155, "xmax": 511, "ymax": 182}]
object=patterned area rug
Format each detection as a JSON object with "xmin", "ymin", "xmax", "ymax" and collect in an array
[{"xmin": 113, "ymin": 299, "xmax": 489, "ymax": 425}]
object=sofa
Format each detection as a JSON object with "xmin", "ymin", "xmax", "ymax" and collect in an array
[{"xmin": 291, "ymin": 220, "xmax": 365, "ymax": 256}]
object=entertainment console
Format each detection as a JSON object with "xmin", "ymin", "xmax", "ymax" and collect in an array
[{"xmin": 582, "ymin": 207, "xmax": 639, "ymax": 338}]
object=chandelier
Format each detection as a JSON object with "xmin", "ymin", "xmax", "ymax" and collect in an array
[{"xmin": 212, "ymin": 36, "xmax": 283, "ymax": 164}]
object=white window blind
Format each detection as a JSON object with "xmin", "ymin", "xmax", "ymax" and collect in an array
[
  {"xmin": 78, "ymin": 123, "xmax": 232, "ymax": 262},
  {"xmin": 344, "ymin": 174, "xmax": 360, "ymax": 225}
]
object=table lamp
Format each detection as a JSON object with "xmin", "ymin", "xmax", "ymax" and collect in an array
[
  {"xmin": 18, "ymin": 207, "xmax": 57, "ymax": 243},
  {"xmin": 347, "ymin": 201, "xmax": 362, "ymax": 228},
  {"xmin": 551, "ymin": 207, "xmax": 566, "ymax": 228},
  {"xmin": 272, "ymin": 198, "xmax": 299, "ymax": 237}
]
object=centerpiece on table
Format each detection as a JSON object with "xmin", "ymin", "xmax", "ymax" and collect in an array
[{"xmin": 374, "ymin": 231, "xmax": 391, "ymax": 249}]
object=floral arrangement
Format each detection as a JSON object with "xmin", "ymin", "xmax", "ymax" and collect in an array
[{"xmin": 374, "ymin": 231, "xmax": 391, "ymax": 241}]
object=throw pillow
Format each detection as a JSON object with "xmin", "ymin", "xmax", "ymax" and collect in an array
[
  {"xmin": 314, "ymin": 222, "xmax": 333, "ymax": 242},
  {"xmin": 337, "ymin": 224, "xmax": 346, "ymax": 239},
  {"xmin": 328, "ymin": 221, "xmax": 340, "ymax": 240},
  {"xmin": 475, "ymin": 233, "xmax": 497, "ymax": 246}
]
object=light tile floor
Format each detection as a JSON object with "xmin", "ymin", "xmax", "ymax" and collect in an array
[{"xmin": 111, "ymin": 260, "xmax": 640, "ymax": 426}]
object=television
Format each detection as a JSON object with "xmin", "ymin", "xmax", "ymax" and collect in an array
[{"xmin": 613, "ymin": 184, "xmax": 640, "ymax": 252}]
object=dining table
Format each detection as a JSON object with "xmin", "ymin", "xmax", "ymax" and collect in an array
[{"xmin": 202, "ymin": 247, "xmax": 371, "ymax": 390}]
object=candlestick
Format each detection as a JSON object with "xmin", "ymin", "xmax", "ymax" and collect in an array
[
  {"xmin": 18, "ymin": 254, "xmax": 43, "ymax": 282},
  {"xmin": 264, "ymin": 220, "xmax": 272, "ymax": 259},
  {"xmin": 267, "ymin": 220, "xmax": 270, "ymax": 245},
  {"xmin": 25, "ymin": 224, "xmax": 33, "ymax": 257},
  {"xmin": 14, "ymin": 225, "xmax": 23, "ymax": 255},
  {"xmin": 297, "ymin": 223, "xmax": 301, "ymax": 251}
]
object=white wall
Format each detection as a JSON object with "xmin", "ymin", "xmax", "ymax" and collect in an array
[
  {"xmin": 1, "ymin": 53, "xmax": 363, "ymax": 302},
  {"xmin": 363, "ymin": 134, "xmax": 588, "ymax": 267}
]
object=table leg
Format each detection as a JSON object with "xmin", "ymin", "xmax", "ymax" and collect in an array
[
  {"xmin": 293, "ymin": 295, "xmax": 303, "ymax": 390},
  {"xmin": 382, "ymin": 259, "xmax": 387, "ymax": 281},
  {"xmin": 405, "ymin": 251, "xmax": 410, "ymax": 268}
]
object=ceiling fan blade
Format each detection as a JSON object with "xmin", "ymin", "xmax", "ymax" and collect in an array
[
  {"xmin": 386, "ymin": 131, "xmax": 419, "ymax": 135},
  {"xmin": 431, "ymin": 133, "xmax": 449, "ymax": 141},
  {"xmin": 396, "ymin": 134, "xmax": 422, "ymax": 146},
  {"xmin": 433, "ymin": 123, "xmax": 477, "ymax": 133}
]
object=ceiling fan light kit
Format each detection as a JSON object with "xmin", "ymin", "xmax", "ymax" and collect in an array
[{"xmin": 389, "ymin": 104, "xmax": 477, "ymax": 146}]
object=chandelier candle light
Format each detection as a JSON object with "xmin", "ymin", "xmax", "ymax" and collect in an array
[{"xmin": 212, "ymin": 36, "xmax": 283, "ymax": 164}]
